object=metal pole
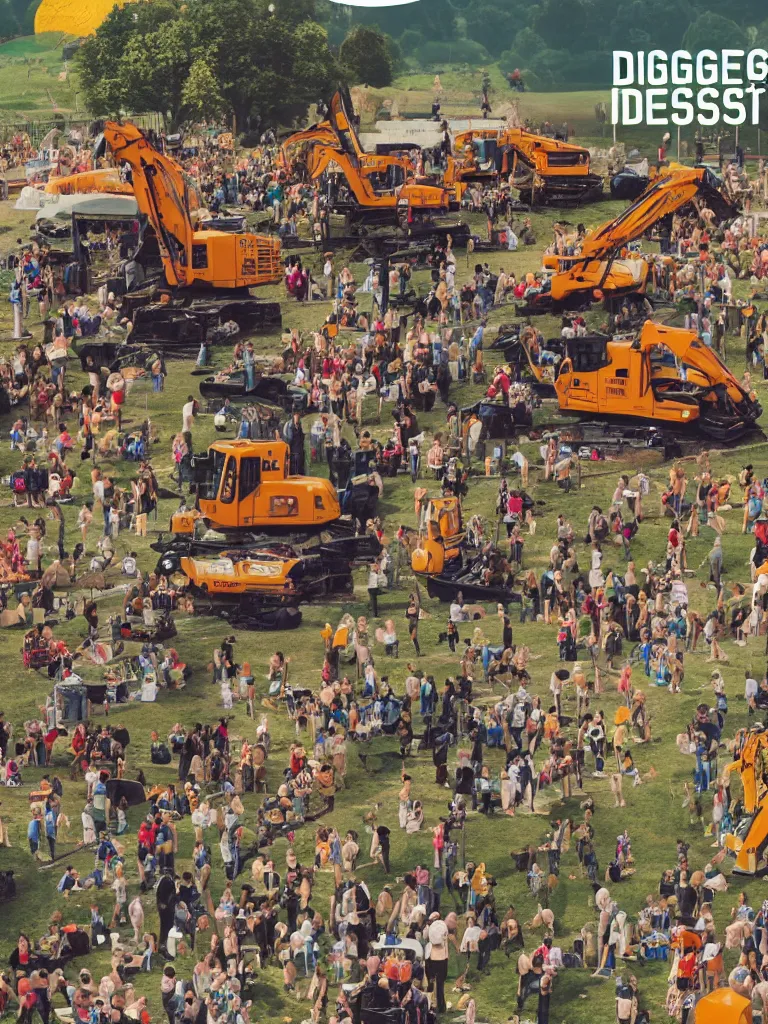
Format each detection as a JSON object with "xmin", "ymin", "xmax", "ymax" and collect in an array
[
  {"xmin": 677, "ymin": 126, "xmax": 681, "ymax": 162},
  {"xmin": 612, "ymin": 121, "xmax": 616, "ymax": 146}
]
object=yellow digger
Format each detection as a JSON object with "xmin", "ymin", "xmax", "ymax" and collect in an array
[
  {"xmin": 521, "ymin": 166, "xmax": 735, "ymax": 312},
  {"xmin": 722, "ymin": 726, "xmax": 768, "ymax": 875},
  {"xmin": 444, "ymin": 126, "xmax": 602, "ymax": 204}
]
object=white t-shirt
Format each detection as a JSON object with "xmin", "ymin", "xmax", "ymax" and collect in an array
[
  {"xmin": 745, "ymin": 676, "xmax": 758, "ymax": 701},
  {"xmin": 427, "ymin": 919, "xmax": 449, "ymax": 961},
  {"xmin": 182, "ymin": 401, "xmax": 195, "ymax": 425}
]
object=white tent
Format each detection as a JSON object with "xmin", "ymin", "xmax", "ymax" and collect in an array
[{"xmin": 35, "ymin": 193, "xmax": 139, "ymax": 222}]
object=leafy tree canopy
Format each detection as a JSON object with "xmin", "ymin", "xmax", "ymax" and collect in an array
[{"xmin": 77, "ymin": 0, "xmax": 339, "ymax": 130}]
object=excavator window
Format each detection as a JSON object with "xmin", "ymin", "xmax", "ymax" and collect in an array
[
  {"xmin": 270, "ymin": 496, "xmax": 299, "ymax": 517},
  {"xmin": 239, "ymin": 457, "xmax": 261, "ymax": 501},
  {"xmin": 192, "ymin": 244, "xmax": 208, "ymax": 270},
  {"xmin": 220, "ymin": 457, "xmax": 237, "ymax": 504},
  {"xmin": 314, "ymin": 496, "xmax": 325, "ymax": 511},
  {"xmin": 567, "ymin": 336, "xmax": 610, "ymax": 373},
  {"xmin": 198, "ymin": 449, "xmax": 225, "ymax": 500}
]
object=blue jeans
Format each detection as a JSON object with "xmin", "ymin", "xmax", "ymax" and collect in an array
[
  {"xmin": 483, "ymin": 645, "xmax": 503, "ymax": 677},
  {"xmin": 152, "ymin": 374, "xmax": 164, "ymax": 392},
  {"xmin": 245, "ymin": 364, "xmax": 255, "ymax": 391}
]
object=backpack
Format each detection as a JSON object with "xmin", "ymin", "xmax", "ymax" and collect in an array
[{"xmin": 151, "ymin": 744, "xmax": 172, "ymax": 765}]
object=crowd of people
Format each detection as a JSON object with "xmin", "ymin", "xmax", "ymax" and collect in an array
[{"xmin": 6, "ymin": 104, "xmax": 768, "ymax": 1024}]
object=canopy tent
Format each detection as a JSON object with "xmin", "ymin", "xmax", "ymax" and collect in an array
[{"xmin": 35, "ymin": 193, "xmax": 139, "ymax": 223}]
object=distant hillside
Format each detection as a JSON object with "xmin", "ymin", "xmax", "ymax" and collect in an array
[
  {"xmin": 0, "ymin": 0, "xmax": 42, "ymax": 43},
  {"xmin": 0, "ymin": 32, "xmax": 80, "ymax": 120}
]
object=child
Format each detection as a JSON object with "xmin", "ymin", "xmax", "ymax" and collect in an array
[
  {"xmin": 239, "ymin": 662, "xmax": 254, "ymax": 707},
  {"xmin": 9, "ymin": 420, "xmax": 24, "ymax": 451},
  {"xmin": 116, "ymin": 796, "xmax": 129, "ymax": 835}
]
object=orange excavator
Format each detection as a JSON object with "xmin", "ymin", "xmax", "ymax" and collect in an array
[
  {"xmin": 550, "ymin": 320, "xmax": 759, "ymax": 441},
  {"xmin": 522, "ymin": 165, "xmax": 735, "ymax": 312},
  {"xmin": 280, "ymin": 89, "xmax": 460, "ymax": 223},
  {"xmin": 722, "ymin": 726, "xmax": 768, "ymax": 875},
  {"xmin": 280, "ymin": 94, "xmax": 412, "ymax": 184},
  {"xmin": 95, "ymin": 121, "xmax": 281, "ymax": 292},
  {"xmin": 444, "ymin": 126, "xmax": 603, "ymax": 204},
  {"xmin": 92, "ymin": 122, "xmax": 282, "ymax": 337},
  {"xmin": 153, "ymin": 438, "xmax": 381, "ymax": 575}
]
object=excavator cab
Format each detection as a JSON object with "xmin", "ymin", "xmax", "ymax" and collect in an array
[{"xmin": 185, "ymin": 440, "xmax": 341, "ymax": 534}]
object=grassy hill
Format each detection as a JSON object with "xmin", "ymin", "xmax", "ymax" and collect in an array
[
  {"xmin": 0, "ymin": 193, "xmax": 764, "ymax": 1024},
  {"xmin": 0, "ymin": 32, "xmax": 80, "ymax": 121}
]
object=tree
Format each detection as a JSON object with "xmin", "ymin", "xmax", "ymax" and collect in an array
[
  {"xmin": 339, "ymin": 25, "xmax": 394, "ymax": 88},
  {"xmin": 682, "ymin": 12, "xmax": 748, "ymax": 55},
  {"xmin": 465, "ymin": 3, "xmax": 519, "ymax": 57},
  {"xmin": 349, "ymin": 0, "xmax": 456, "ymax": 45},
  {"xmin": 78, "ymin": 0, "xmax": 340, "ymax": 131},
  {"xmin": 399, "ymin": 29, "xmax": 424, "ymax": 56},
  {"xmin": 77, "ymin": 1, "xmax": 181, "ymax": 118},
  {"xmin": 182, "ymin": 59, "xmax": 225, "ymax": 123}
]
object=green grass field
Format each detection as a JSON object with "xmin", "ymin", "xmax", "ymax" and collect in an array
[{"xmin": 0, "ymin": 180, "xmax": 764, "ymax": 1024}]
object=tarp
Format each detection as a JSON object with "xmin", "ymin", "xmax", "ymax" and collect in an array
[
  {"xmin": 16, "ymin": 185, "xmax": 46, "ymax": 211},
  {"xmin": 360, "ymin": 118, "xmax": 507, "ymax": 152},
  {"xmin": 35, "ymin": 193, "xmax": 138, "ymax": 222}
]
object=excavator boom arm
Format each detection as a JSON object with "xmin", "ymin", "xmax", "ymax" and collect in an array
[
  {"xmin": 579, "ymin": 167, "xmax": 734, "ymax": 263},
  {"xmin": 100, "ymin": 121, "xmax": 194, "ymax": 287}
]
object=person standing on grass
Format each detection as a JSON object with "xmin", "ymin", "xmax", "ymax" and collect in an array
[
  {"xmin": 406, "ymin": 592, "xmax": 421, "ymax": 656},
  {"xmin": 27, "ymin": 807, "xmax": 42, "ymax": 861},
  {"xmin": 368, "ymin": 560, "xmax": 381, "ymax": 618},
  {"xmin": 243, "ymin": 341, "xmax": 256, "ymax": 392},
  {"xmin": 44, "ymin": 799, "xmax": 57, "ymax": 861}
]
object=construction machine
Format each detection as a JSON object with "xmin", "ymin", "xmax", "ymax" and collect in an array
[
  {"xmin": 680, "ymin": 988, "xmax": 752, "ymax": 1024},
  {"xmin": 176, "ymin": 547, "xmax": 348, "ymax": 629},
  {"xmin": 152, "ymin": 439, "xmax": 381, "ymax": 574},
  {"xmin": 93, "ymin": 121, "xmax": 282, "ymax": 331},
  {"xmin": 281, "ymin": 89, "xmax": 461, "ymax": 225},
  {"xmin": 720, "ymin": 726, "xmax": 768, "ymax": 875},
  {"xmin": 444, "ymin": 126, "xmax": 603, "ymax": 204},
  {"xmin": 551, "ymin": 321, "xmax": 760, "ymax": 441},
  {"xmin": 410, "ymin": 496, "xmax": 522, "ymax": 606},
  {"xmin": 522, "ymin": 166, "xmax": 735, "ymax": 312}
]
